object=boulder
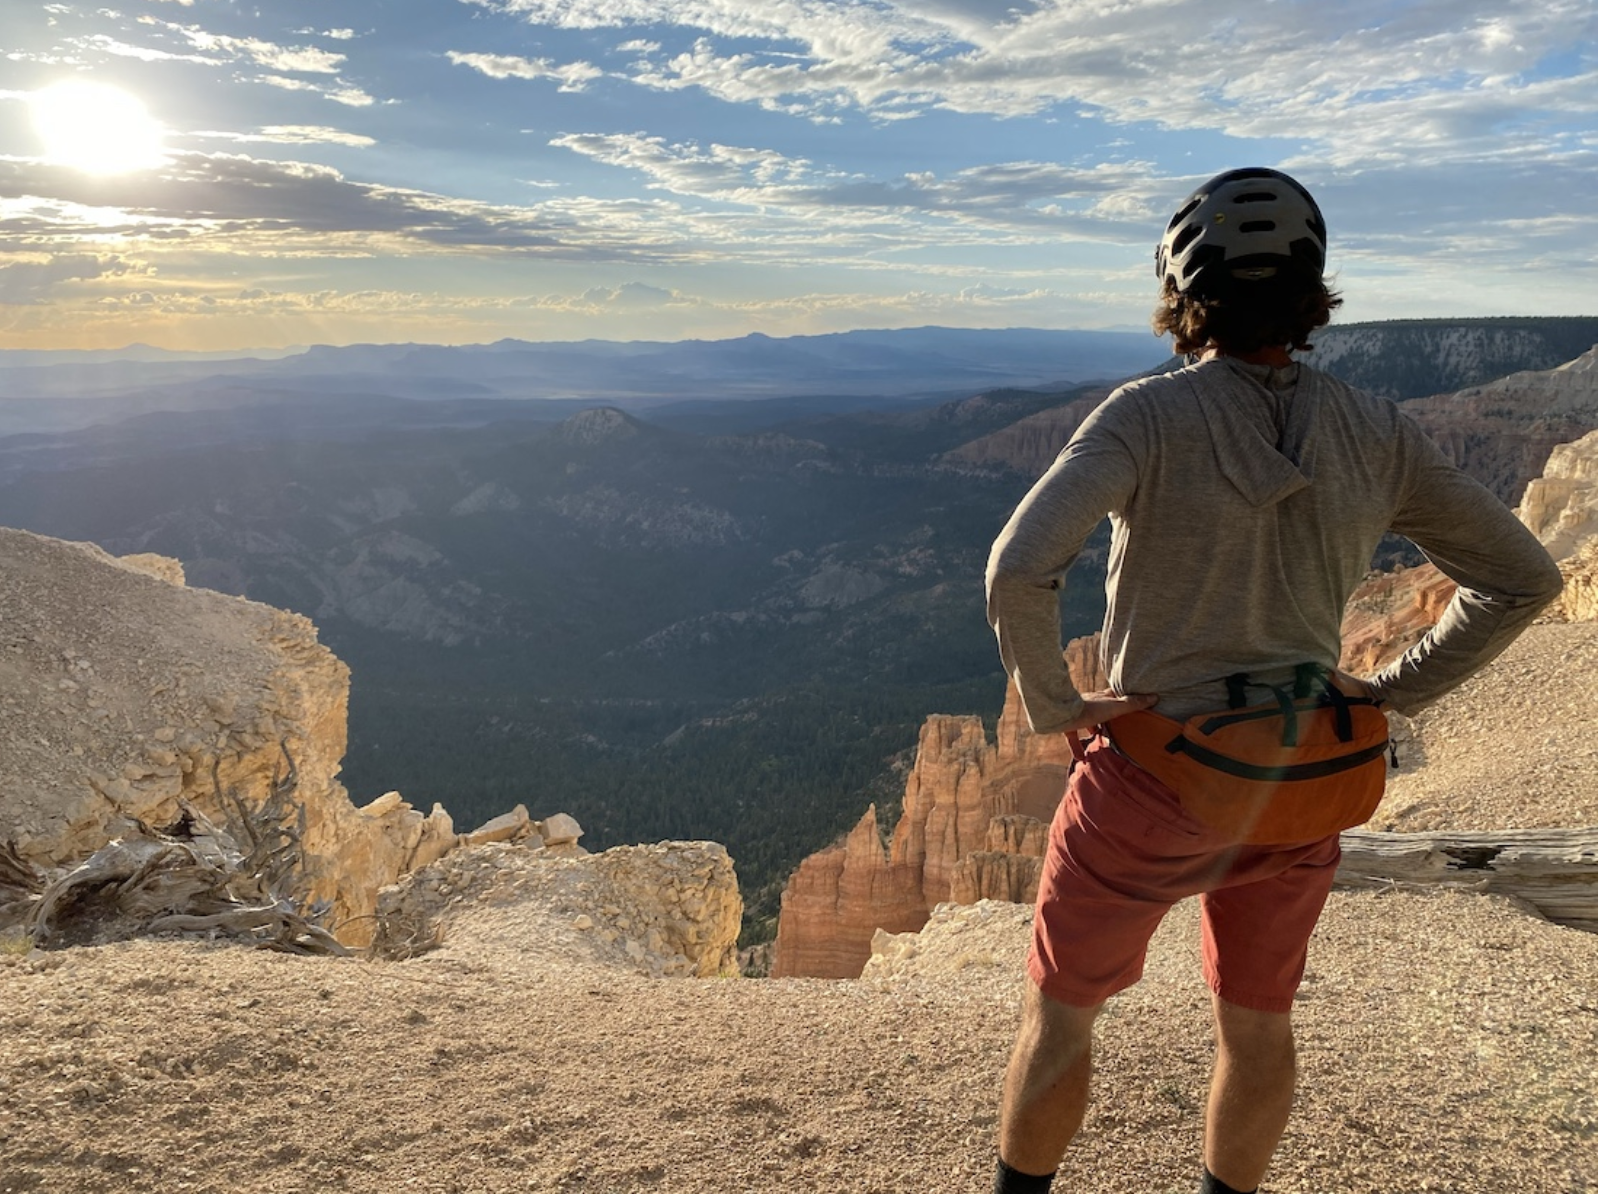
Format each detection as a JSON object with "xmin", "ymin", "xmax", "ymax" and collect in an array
[{"xmin": 372, "ymin": 839, "xmax": 743, "ymax": 978}]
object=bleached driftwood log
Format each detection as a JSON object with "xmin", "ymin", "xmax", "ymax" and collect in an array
[{"xmin": 1335, "ymin": 827, "xmax": 1598, "ymax": 931}]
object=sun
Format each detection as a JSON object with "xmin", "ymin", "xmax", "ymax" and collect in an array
[{"xmin": 29, "ymin": 80, "xmax": 167, "ymax": 174}]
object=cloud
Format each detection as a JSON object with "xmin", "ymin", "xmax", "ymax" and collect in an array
[
  {"xmin": 327, "ymin": 87, "xmax": 377, "ymax": 107},
  {"xmin": 176, "ymin": 28, "xmax": 346, "ymax": 73},
  {"xmin": 79, "ymin": 34, "xmax": 218, "ymax": 64},
  {"xmin": 0, "ymin": 153, "xmax": 696, "ymax": 261},
  {"xmin": 447, "ymin": 51, "xmax": 605, "ymax": 91},
  {"xmin": 261, "ymin": 76, "xmax": 378, "ymax": 106},
  {"xmin": 552, "ymin": 131, "xmax": 1163, "ymax": 237},
  {"xmin": 575, "ymin": 281, "xmax": 682, "ymax": 308},
  {"xmin": 0, "ymin": 253, "xmax": 134, "ymax": 304},
  {"xmin": 194, "ymin": 125, "xmax": 378, "ymax": 148},
  {"xmin": 471, "ymin": 0, "xmax": 1594, "ymax": 169}
]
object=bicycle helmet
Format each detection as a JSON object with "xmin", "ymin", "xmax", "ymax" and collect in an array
[{"xmin": 1155, "ymin": 167, "xmax": 1327, "ymax": 294}]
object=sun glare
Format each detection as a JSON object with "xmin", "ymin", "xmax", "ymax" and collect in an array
[{"xmin": 30, "ymin": 80, "xmax": 167, "ymax": 174}]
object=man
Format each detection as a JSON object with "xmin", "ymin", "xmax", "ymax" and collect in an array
[{"xmin": 984, "ymin": 167, "xmax": 1564, "ymax": 1194}]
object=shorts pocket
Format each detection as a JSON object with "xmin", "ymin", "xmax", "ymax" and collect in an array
[{"xmin": 1083, "ymin": 744, "xmax": 1207, "ymax": 842}]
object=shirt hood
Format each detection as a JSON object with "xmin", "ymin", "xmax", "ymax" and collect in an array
[{"xmin": 1187, "ymin": 358, "xmax": 1319, "ymax": 507}]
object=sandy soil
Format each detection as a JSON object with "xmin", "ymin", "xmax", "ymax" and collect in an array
[{"xmin": 1, "ymin": 623, "xmax": 1594, "ymax": 1194}]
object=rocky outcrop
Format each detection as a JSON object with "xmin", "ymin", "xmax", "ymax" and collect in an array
[
  {"xmin": 0, "ymin": 527, "xmax": 610, "ymax": 951},
  {"xmin": 373, "ymin": 838, "xmax": 742, "ymax": 978},
  {"xmin": 0, "ymin": 528, "xmax": 473, "ymax": 945},
  {"xmin": 1551, "ymin": 538, "xmax": 1597, "ymax": 624},
  {"xmin": 1517, "ymin": 430, "xmax": 1597, "ymax": 622},
  {"xmin": 1338, "ymin": 563, "xmax": 1459, "ymax": 677},
  {"xmin": 1518, "ymin": 430, "xmax": 1598, "ymax": 554},
  {"xmin": 861, "ymin": 898, "xmax": 1034, "ymax": 984},
  {"xmin": 771, "ymin": 654, "xmax": 1083, "ymax": 979},
  {"xmin": 949, "ymin": 816, "xmax": 1049, "ymax": 905}
]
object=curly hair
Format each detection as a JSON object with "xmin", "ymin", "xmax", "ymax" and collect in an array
[{"xmin": 1151, "ymin": 263, "xmax": 1343, "ymax": 356}]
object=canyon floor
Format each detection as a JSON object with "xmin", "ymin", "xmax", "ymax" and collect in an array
[{"xmin": 1, "ymin": 622, "xmax": 1595, "ymax": 1194}]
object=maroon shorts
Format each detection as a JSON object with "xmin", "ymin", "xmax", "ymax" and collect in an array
[{"xmin": 1029, "ymin": 736, "xmax": 1340, "ymax": 1015}]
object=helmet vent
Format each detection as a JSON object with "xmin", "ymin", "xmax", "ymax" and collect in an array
[
  {"xmin": 1166, "ymin": 197, "xmax": 1203, "ymax": 232},
  {"xmin": 1233, "ymin": 191, "xmax": 1278, "ymax": 204},
  {"xmin": 1238, "ymin": 219, "xmax": 1276, "ymax": 233},
  {"xmin": 1170, "ymin": 224, "xmax": 1203, "ymax": 257}
]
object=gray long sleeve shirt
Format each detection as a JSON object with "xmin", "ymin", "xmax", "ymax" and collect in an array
[{"xmin": 986, "ymin": 356, "xmax": 1565, "ymax": 731}]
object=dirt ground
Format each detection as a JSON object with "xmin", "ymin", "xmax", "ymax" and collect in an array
[{"xmin": 1, "ymin": 623, "xmax": 1594, "ymax": 1194}]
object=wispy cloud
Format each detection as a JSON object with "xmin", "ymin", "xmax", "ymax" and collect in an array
[
  {"xmin": 260, "ymin": 76, "xmax": 378, "ymax": 106},
  {"xmin": 194, "ymin": 125, "xmax": 378, "ymax": 148},
  {"xmin": 175, "ymin": 28, "xmax": 346, "ymax": 74},
  {"xmin": 552, "ymin": 132, "xmax": 1163, "ymax": 237},
  {"xmin": 447, "ymin": 52, "xmax": 605, "ymax": 92}
]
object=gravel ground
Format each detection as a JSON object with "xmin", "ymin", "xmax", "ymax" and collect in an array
[
  {"xmin": 0, "ymin": 623, "xmax": 1593, "ymax": 1194},
  {"xmin": 1369, "ymin": 621, "xmax": 1597, "ymax": 831},
  {"xmin": 0, "ymin": 887, "xmax": 1593, "ymax": 1194}
]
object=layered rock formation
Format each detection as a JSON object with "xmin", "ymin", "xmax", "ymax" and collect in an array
[
  {"xmin": 770, "ymin": 666, "xmax": 1080, "ymax": 978},
  {"xmin": 1337, "ymin": 563, "xmax": 1458, "ymax": 677},
  {"xmin": 1403, "ymin": 347, "xmax": 1597, "ymax": 505}
]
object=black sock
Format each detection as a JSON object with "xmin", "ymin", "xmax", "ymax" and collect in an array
[
  {"xmin": 994, "ymin": 1157, "xmax": 1055, "ymax": 1193},
  {"xmin": 1199, "ymin": 1168, "xmax": 1257, "ymax": 1194}
]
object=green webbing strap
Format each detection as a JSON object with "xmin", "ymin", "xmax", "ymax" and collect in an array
[
  {"xmin": 1316, "ymin": 674, "xmax": 1355, "ymax": 742},
  {"xmin": 1266, "ymin": 683, "xmax": 1299, "ymax": 746},
  {"xmin": 1292, "ymin": 662, "xmax": 1322, "ymax": 699},
  {"xmin": 1225, "ymin": 673, "xmax": 1250, "ymax": 709}
]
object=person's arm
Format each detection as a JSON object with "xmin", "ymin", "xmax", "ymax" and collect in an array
[
  {"xmin": 985, "ymin": 409, "xmax": 1143, "ymax": 734},
  {"xmin": 1368, "ymin": 426, "xmax": 1564, "ymax": 714}
]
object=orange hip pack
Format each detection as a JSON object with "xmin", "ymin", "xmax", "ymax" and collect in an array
[{"xmin": 1102, "ymin": 667, "xmax": 1391, "ymax": 845}]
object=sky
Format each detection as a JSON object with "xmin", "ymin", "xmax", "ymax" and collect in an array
[{"xmin": 0, "ymin": 0, "xmax": 1595, "ymax": 352}]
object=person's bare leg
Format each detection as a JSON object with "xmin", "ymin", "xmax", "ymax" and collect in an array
[
  {"xmin": 997, "ymin": 984, "xmax": 1103, "ymax": 1177},
  {"xmin": 1204, "ymin": 996, "xmax": 1296, "ymax": 1190}
]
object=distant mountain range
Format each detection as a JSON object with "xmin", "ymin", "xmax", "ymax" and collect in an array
[
  {"xmin": 0, "ymin": 327, "xmax": 1170, "ymax": 437},
  {"xmin": 1, "ymin": 317, "xmax": 1591, "ymax": 439},
  {"xmin": 0, "ymin": 316, "xmax": 1592, "ymax": 938}
]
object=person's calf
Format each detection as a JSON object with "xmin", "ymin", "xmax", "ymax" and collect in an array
[
  {"xmin": 995, "ymin": 986, "xmax": 1101, "ymax": 1177},
  {"xmin": 1204, "ymin": 998, "xmax": 1295, "ymax": 1191}
]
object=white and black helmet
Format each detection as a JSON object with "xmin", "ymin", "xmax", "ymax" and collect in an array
[{"xmin": 1155, "ymin": 168, "xmax": 1327, "ymax": 294}]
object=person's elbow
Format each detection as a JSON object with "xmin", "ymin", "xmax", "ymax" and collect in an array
[
  {"xmin": 1530, "ymin": 550, "xmax": 1566, "ymax": 608},
  {"xmin": 985, "ymin": 542, "xmax": 1057, "ymax": 605},
  {"xmin": 1490, "ymin": 548, "xmax": 1566, "ymax": 614}
]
